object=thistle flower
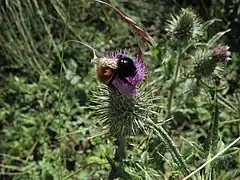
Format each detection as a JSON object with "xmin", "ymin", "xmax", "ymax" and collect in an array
[
  {"xmin": 194, "ymin": 44, "xmax": 231, "ymax": 79},
  {"xmin": 212, "ymin": 44, "xmax": 231, "ymax": 64},
  {"xmin": 91, "ymin": 49, "xmax": 150, "ymax": 136}
]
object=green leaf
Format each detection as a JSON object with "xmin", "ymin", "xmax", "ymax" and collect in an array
[
  {"xmin": 202, "ymin": 18, "xmax": 221, "ymax": 31},
  {"xmin": 141, "ymin": 151, "xmax": 149, "ymax": 167},
  {"xmin": 152, "ymin": 49, "xmax": 159, "ymax": 57},
  {"xmin": 207, "ymin": 29, "xmax": 231, "ymax": 47},
  {"xmin": 217, "ymin": 93, "xmax": 237, "ymax": 113}
]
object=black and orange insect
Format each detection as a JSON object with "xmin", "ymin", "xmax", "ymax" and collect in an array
[{"xmin": 96, "ymin": 55, "xmax": 137, "ymax": 86}]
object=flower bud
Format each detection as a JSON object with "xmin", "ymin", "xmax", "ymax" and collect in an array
[{"xmin": 212, "ymin": 44, "xmax": 231, "ymax": 64}]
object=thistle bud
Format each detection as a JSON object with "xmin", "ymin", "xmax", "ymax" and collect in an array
[
  {"xmin": 212, "ymin": 44, "xmax": 231, "ymax": 64},
  {"xmin": 165, "ymin": 8, "xmax": 203, "ymax": 42}
]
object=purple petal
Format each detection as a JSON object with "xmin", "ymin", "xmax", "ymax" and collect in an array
[{"xmin": 125, "ymin": 55, "xmax": 146, "ymax": 86}]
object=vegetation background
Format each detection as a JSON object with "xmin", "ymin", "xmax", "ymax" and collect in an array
[{"xmin": 0, "ymin": 0, "xmax": 240, "ymax": 179}]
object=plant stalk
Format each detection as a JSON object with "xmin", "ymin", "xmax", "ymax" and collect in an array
[
  {"xmin": 115, "ymin": 132, "xmax": 126, "ymax": 163},
  {"xmin": 165, "ymin": 53, "xmax": 181, "ymax": 119},
  {"xmin": 206, "ymin": 85, "xmax": 219, "ymax": 179},
  {"xmin": 108, "ymin": 132, "xmax": 131, "ymax": 180}
]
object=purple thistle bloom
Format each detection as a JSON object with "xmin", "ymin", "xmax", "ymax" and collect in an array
[
  {"xmin": 212, "ymin": 44, "xmax": 231, "ymax": 64},
  {"xmin": 105, "ymin": 49, "xmax": 147, "ymax": 95}
]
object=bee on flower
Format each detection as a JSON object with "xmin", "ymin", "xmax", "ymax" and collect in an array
[{"xmin": 92, "ymin": 49, "xmax": 146, "ymax": 95}]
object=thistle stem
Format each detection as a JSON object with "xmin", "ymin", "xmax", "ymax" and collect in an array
[
  {"xmin": 115, "ymin": 132, "xmax": 126, "ymax": 163},
  {"xmin": 146, "ymin": 118, "xmax": 190, "ymax": 177},
  {"xmin": 209, "ymin": 92, "xmax": 219, "ymax": 154},
  {"xmin": 206, "ymin": 85, "xmax": 219, "ymax": 178},
  {"xmin": 165, "ymin": 53, "xmax": 181, "ymax": 119},
  {"xmin": 108, "ymin": 132, "xmax": 131, "ymax": 180}
]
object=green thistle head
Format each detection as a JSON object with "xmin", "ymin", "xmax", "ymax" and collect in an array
[
  {"xmin": 92, "ymin": 85, "xmax": 151, "ymax": 137},
  {"xmin": 194, "ymin": 44, "xmax": 231, "ymax": 79},
  {"xmin": 165, "ymin": 8, "xmax": 203, "ymax": 43}
]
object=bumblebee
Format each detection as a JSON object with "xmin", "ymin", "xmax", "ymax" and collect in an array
[{"xmin": 96, "ymin": 55, "xmax": 137, "ymax": 86}]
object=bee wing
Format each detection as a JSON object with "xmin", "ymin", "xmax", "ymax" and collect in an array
[{"xmin": 99, "ymin": 58, "xmax": 118, "ymax": 69}]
